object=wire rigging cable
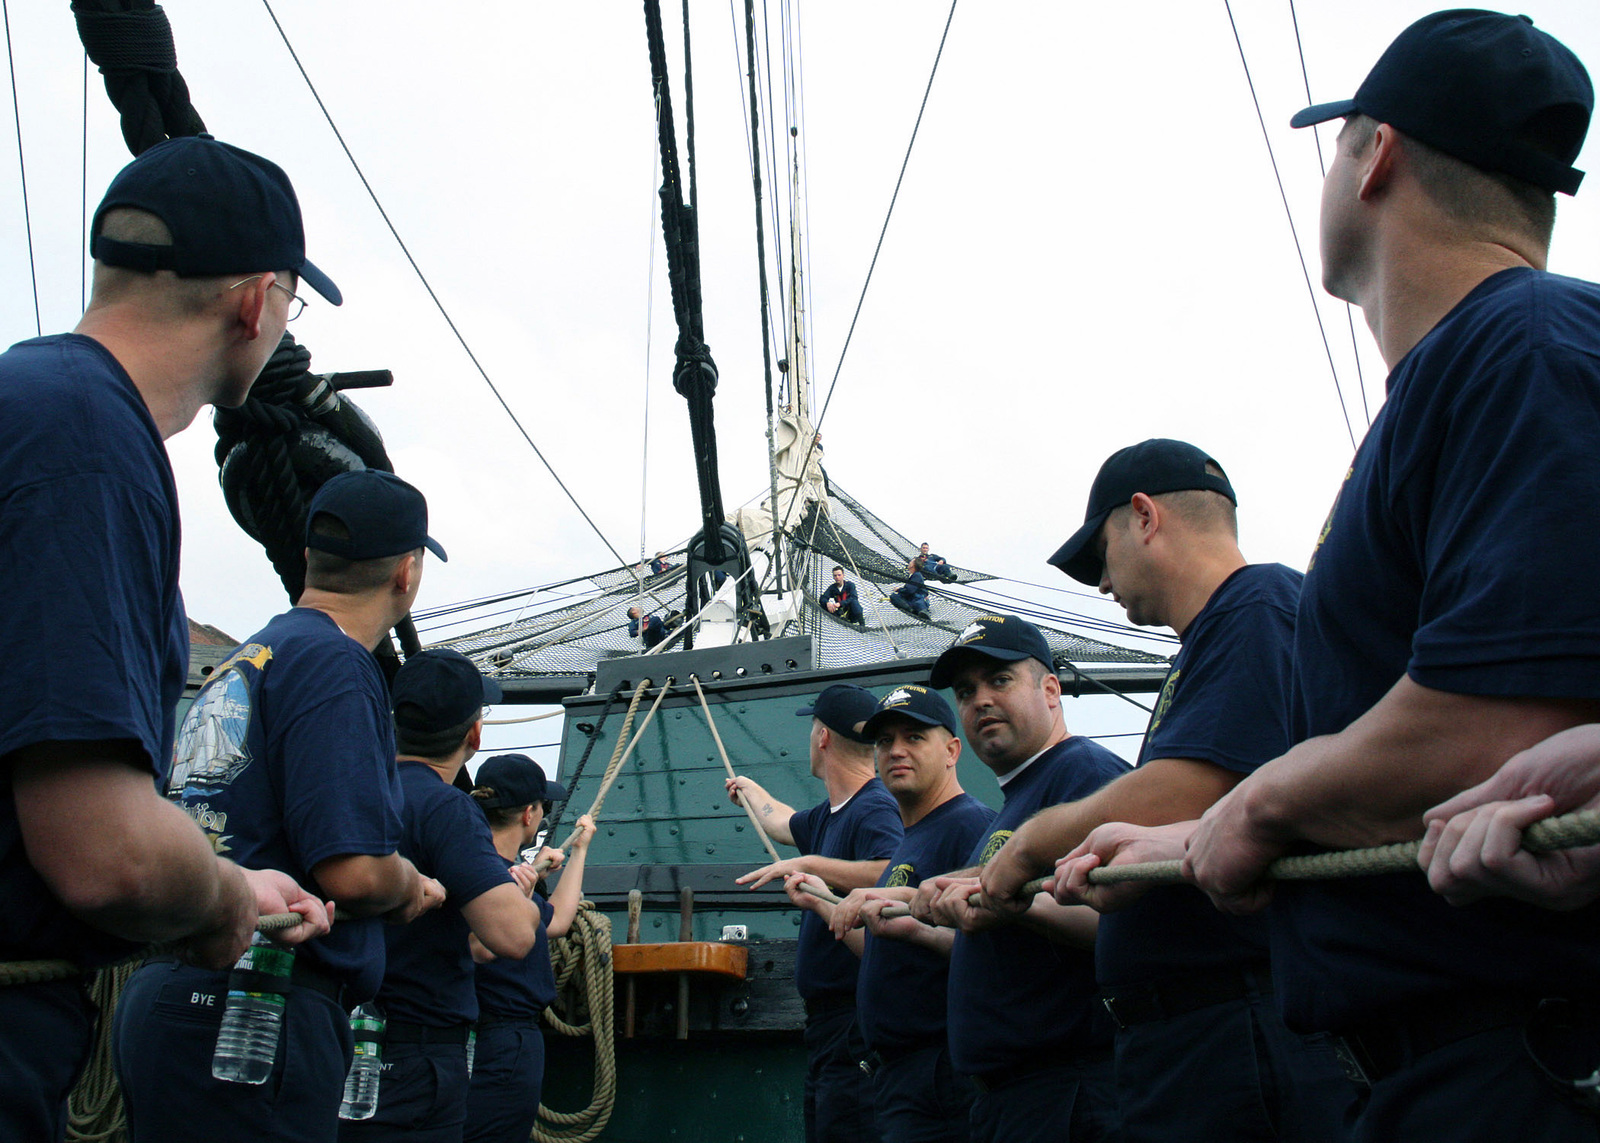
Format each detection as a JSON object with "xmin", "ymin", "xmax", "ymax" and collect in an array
[
  {"xmin": 257, "ymin": 0, "xmax": 636, "ymax": 571},
  {"xmin": 3, "ymin": 0, "xmax": 40, "ymax": 336},
  {"xmin": 1287, "ymin": 0, "xmax": 1371, "ymax": 429},
  {"xmin": 1222, "ymin": 0, "xmax": 1357, "ymax": 453},
  {"xmin": 790, "ymin": 0, "xmax": 959, "ymax": 486}
]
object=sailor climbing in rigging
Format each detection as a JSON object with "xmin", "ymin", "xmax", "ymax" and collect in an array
[
  {"xmin": 820, "ymin": 565, "xmax": 866, "ymax": 626},
  {"xmin": 0, "ymin": 135, "xmax": 337, "ymax": 1143},
  {"xmin": 116, "ymin": 470, "xmax": 446, "ymax": 1143},
  {"xmin": 908, "ymin": 616, "xmax": 1127, "ymax": 1143},
  {"xmin": 889, "ymin": 558, "xmax": 932, "ymax": 620},
  {"xmin": 466, "ymin": 754, "xmax": 593, "ymax": 1143},
  {"xmin": 1059, "ymin": 12, "xmax": 1600, "ymax": 1142},
  {"xmin": 727, "ymin": 683, "xmax": 902, "ymax": 1143},
  {"xmin": 801, "ymin": 684, "xmax": 994, "ymax": 1143},
  {"xmin": 627, "ymin": 605, "xmax": 667, "ymax": 649},
  {"xmin": 977, "ymin": 439, "xmax": 1351, "ymax": 1142}
]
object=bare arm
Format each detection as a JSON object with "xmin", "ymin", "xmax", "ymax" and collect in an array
[
  {"xmin": 737, "ymin": 855, "xmax": 889, "ymax": 892},
  {"xmin": 1186, "ymin": 678, "xmax": 1600, "ymax": 912},
  {"xmin": 725, "ymin": 776, "xmax": 796, "ymax": 847},
  {"xmin": 11, "ymin": 742, "xmax": 261, "ymax": 969},
  {"xmin": 460, "ymin": 883, "xmax": 541, "ymax": 960},
  {"xmin": 547, "ymin": 816, "xmax": 596, "ymax": 939},
  {"xmin": 313, "ymin": 852, "xmax": 442, "ymax": 923},
  {"xmin": 981, "ymin": 758, "xmax": 1241, "ymax": 908}
]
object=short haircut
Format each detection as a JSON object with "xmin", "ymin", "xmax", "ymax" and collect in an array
[
  {"xmin": 1344, "ymin": 113, "xmax": 1556, "ymax": 248},
  {"xmin": 394, "ymin": 712, "xmax": 479, "ymax": 759},
  {"xmin": 304, "ymin": 512, "xmax": 414, "ymax": 594},
  {"xmin": 1106, "ymin": 462, "xmax": 1237, "ymax": 539},
  {"xmin": 90, "ymin": 207, "xmax": 231, "ymax": 315},
  {"xmin": 832, "ymin": 565, "xmax": 844, "ymax": 575}
]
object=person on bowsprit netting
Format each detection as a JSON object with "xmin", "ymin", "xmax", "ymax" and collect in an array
[
  {"xmin": 465, "ymin": 754, "xmax": 594, "ymax": 1143},
  {"xmin": 890, "ymin": 559, "xmax": 931, "ymax": 620},
  {"xmin": 627, "ymin": 606, "xmax": 666, "ymax": 649},
  {"xmin": 908, "ymin": 616, "xmax": 1128, "ymax": 1143},
  {"xmin": 797, "ymin": 685, "xmax": 995, "ymax": 1143},
  {"xmin": 919, "ymin": 543, "xmax": 958, "ymax": 583},
  {"xmin": 117, "ymin": 470, "xmax": 447, "ymax": 1143},
  {"xmin": 820, "ymin": 565, "xmax": 865, "ymax": 626},
  {"xmin": 0, "ymin": 133, "xmax": 337, "ymax": 1143},
  {"xmin": 649, "ymin": 551, "xmax": 675, "ymax": 576},
  {"xmin": 726, "ymin": 684, "xmax": 903, "ymax": 1143},
  {"xmin": 980, "ymin": 439, "xmax": 1351, "ymax": 1143},
  {"xmin": 1062, "ymin": 14, "xmax": 1600, "ymax": 1143},
  {"xmin": 340, "ymin": 651, "xmax": 571, "ymax": 1143}
]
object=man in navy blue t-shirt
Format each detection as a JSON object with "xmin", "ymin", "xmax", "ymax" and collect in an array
[
  {"xmin": 626, "ymin": 606, "xmax": 666, "ymax": 649},
  {"xmin": 909, "ymin": 616, "xmax": 1127, "ymax": 1143},
  {"xmin": 116, "ymin": 471, "xmax": 448, "ymax": 1143},
  {"xmin": 0, "ymin": 136, "xmax": 342, "ymax": 1141},
  {"xmin": 1168, "ymin": 14, "xmax": 1600, "ymax": 1142},
  {"xmin": 820, "ymin": 565, "xmax": 865, "ymax": 626},
  {"xmin": 728, "ymin": 683, "xmax": 902, "ymax": 1143},
  {"xmin": 982, "ymin": 440, "xmax": 1349, "ymax": 1142},
  {"xmin": 342, "ymin": 650, "xmax": 586, "ymax": 1143},
  {"xmin": 807, "ymin": 684, "xmax": 994, "ymax": 1143}
]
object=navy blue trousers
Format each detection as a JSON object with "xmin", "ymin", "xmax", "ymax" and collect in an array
[
  {"xmin": 1114, "ymin": 991, "xmax": 1354, "ymax": 1142},
  {"xmin": 0, "ymin": 977, "xmax": 95, "ymax": 1143},
  {"xmin": 967, "ymin": 1053, "xmax": 1120, "ymax": 1143},
  {"xmin": 463, "ymin": 1019, "xmax": 545, "ymax": 1143},
  {"xmin": 338, "ymin": 1041, "xmax": 470, "ymax": 1143},
  {"xmin": 803, "ymin": 1005, "xmax": 877, "ymax": 1143},
  {"xmin": 873, "ymin": 1042, "xmax": 975, "ymax": 1143},
  {"xmin": 114, "ymin": 959, "xmax": 351, "ymax": 1143},
  {"xmin": 1348, "ymin": 1023, "xmax": 1600, "ymax": 1143}
]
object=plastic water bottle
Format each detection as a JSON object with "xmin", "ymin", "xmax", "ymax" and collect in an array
[
  {"xmin": 211, "ymin": 933, "xmax": 295, "ymax": 1084},
  {"xmin": 466, "ymin": 1027, "xmax": 477, "ymax": 1080},
  {"xmin": 338, "ymin": 1004, "xmax": 385, "ymax": 1120}
]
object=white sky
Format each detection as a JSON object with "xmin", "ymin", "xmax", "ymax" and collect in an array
[{"xmin": 4, "ymin": 2, "xmax": 1599, "ymax": 768}]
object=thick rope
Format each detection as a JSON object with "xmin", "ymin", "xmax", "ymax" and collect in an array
[
  {"xmin": 65, "ymin": 961, "xmax": 136, "ymax": 1143},
  {"xmin": 534, "ymin": 904, "xmax": 616, "ymax": 1143},
  {"xmin": 798, "ymin": 807, "xmax": 1600, "ymax": 922},
  {"xmin": 691, "ymin": 675, "xmax": 782, "ymax": 863}
]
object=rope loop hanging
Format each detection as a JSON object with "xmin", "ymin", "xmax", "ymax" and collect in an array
[
  {"xmin": 72, "ymin": 0, "xmax": 204, "ymax": 156},
  {"xmin": 533, "ymin": 904, "xmax": 617, "ymax": 1143}
]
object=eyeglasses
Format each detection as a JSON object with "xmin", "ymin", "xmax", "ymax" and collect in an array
[{"xmin": 229, "ymin": 275, "xmax": 307, "ymax": 321}]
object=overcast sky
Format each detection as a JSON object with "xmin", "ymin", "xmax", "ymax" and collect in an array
[{"xmin": 5, "ymin": 2, "xmax": 1599, "ymax": 766}]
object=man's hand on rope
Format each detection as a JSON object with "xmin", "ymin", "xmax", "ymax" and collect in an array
[
  {"xmin": 387, "ymin": 874, "xmax": 447, "ymax": 925},
  {"xmin": 1184, "ymin": 783, "xmax": 1288, "ymax": 915},
  {"xmin": 737, "ymin": 856, "xmax": 810, "ymax": 890},
  {"xmin": 243, "ymin": 867, "xmax": 332, "ymax": 945},
  {"xmin": 859, "ymin": 896, "xmax": 936, "ymax": 944},
  {"xmin": 1420, "ymin": 724, "xmax": 1600, "ymax": 910},
  {"xmin": 910, "ymin": 874, "xmax": 996, "ymax": 934},
  {"xmin": 178, "ymin": 861, "xmax": 267, "ymax": 970},
  {"xmin": 827, "ymin": 886, "xmax": 912, "ymax": 940},
  {"xmin": 977, "ymin": 835, "xmax": 1048, "ymax": 922},
  {"xmin": 784, "ymin": 872, "xmax": 833, "ymax": 919},
  {"xmin": 1054, "ymin": 821, "xmax": 1192, "ymax": 913}
]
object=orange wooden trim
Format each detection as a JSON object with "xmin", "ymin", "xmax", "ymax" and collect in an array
[{"xmin": 611, "ymin": 941, "xmax": 749, "ymax": 980}]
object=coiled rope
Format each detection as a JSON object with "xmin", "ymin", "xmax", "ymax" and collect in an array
[{"xmin": 534, "ymin": 903, "xmax": 617, "ymax": 1143}]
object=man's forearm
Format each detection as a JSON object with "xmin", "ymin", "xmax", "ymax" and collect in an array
[
  {"xmin": 1018, "ymin": 896, "xmax": 1099, "ymax": 948},
  {"xmin": 1240, "ymin": 679, "xmax": 1600, "ymax": 851},
  {"xmin": 742, "ymin": 786, "xmax": 797, "ymax": 846},
  {"xmin": 805, "ymin": 856, "xmax": 890, "ymax": 893}
]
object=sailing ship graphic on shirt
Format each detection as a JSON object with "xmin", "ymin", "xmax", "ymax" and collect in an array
[{"xmin": 166, "ymin": 642, "xmax": 272, "ymax": 799}]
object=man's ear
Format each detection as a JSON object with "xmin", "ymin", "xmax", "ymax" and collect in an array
[
  {"xmin": 1358, "ymin": 124, "xmax": 1400, "ymax": 201},
  {"xmin": 233, "ymin": 272, "xmax": 273, "ymax": 341}
]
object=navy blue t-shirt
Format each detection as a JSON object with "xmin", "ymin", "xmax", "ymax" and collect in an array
[
  {"xmin": 789, "ymin": 777, "xmax": 904, "ymax": 1001},
  {"xmin": 1096, "ymin": 564, "xmax": 1301, "ymax": 987},
  {"xmin": 856, "ymin": 793, "xmax": 995, "ymax": 1052},
  {"xmin": 379, "ymin": 762, "xmax": 514, "ymax": 1025},
  {"xmin": 0, "ymin": 334, "xmax": 188, "ymax": 965},
  {"xmin": 475, "ymin": 877, "xmax": 557, "ymax": 1019},
  {"xmin": 946, "ymin": 738, "xmax": 1128, "ymax": 1075},
  {"xmin": 165, "ymin": 607, "xmax": 404, "ymax": 1002},
  {"xmin": 1279, "ymin": 268, "xmax": 1600, "ymax": 1032},
  {"xmin": 820, "ymin": 581, "xmax": 859, "ymax": 610}
]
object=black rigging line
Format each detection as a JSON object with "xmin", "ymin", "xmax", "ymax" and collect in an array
[
  {"xmin": 745, "ymin": 0, "xmax": 783, "ymax": 593},
  {"xmin": 3, "ymin": 0, "xmax": 40, "ymax": 337},
  {"xmin": 257, "ymin": 0, "xmax": 634, "ymax": 571},
  {"xmin": 792, "ymin": 0, "xmax": 959, "ymax": 483},
  {"xmin": 1288, "ymin": 0, "xmax": 1371, "ymax": 430},
  {"xmin": 1222, "ymin": 0, "xmax": 1356, "ymax": 453}
]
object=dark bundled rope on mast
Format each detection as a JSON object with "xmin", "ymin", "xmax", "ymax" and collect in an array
[{"xmin": 71, "ymin": 0, "xmax": 204, "ymax": 155}]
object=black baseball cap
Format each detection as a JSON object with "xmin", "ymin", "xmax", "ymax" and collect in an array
[
  {"xmin": 473, "ymin": 753, "xmax": 570, "ymax": 809},
  {"xmin": 90, "ymin": 134, "xmax": 342, "ymax": 302},
  {"xmin": 860, "ymin": 684, "xmax": 960, "ymax": 740},
  {"xmin": 392, "ymin": 648, "xmax": 502, "ymax": 735},
  {"xmin": 306, "ymin": 470, "xmax": 447, "ymax": 562},
  {"xmin": 929, "ymin": 614, "xmax": 1055, "ymax": 689},
  {"xmin": 795, "ymin": 684, "xmax": 878, "ymax": 745},
  {"xmin": 1290, "ymin": 10, "xmax": 1592, "ymax": 196},
  {"xmin": 1047, "ymin": 439, "xmax": 1235, "ymax": 586}
]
